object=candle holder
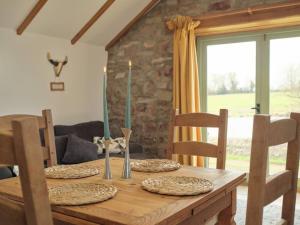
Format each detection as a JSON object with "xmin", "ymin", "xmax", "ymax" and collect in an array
[
  {"xmin": 103, "ymin": 139, "xmax": 112, "ymax": 180},
  {"xmin": 121, "ymin": 128, "xmax": 132, "ymax": 179}
]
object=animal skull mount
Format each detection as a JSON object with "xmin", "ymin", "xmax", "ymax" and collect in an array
[{"xmin": 47, "ymin": 52, "xmax": 68, "ymax": 78}]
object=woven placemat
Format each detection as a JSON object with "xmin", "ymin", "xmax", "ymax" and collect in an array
[
  {"xmin": 131, "ymin": 159, "xmax": 181, "ymax": 172},
  {"xmin": 45, "ymin": 164, "xmax": 100, "ymax": 179},
  {"xmin": 49, "ymin": 183, "xmax": 117, "ymax": 206},
  {"xmin": 142, "ymin": 176, "xmax": 213, "ymax": 196}
]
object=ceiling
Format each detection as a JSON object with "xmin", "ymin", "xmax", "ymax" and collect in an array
[{"xmin": 0, "ymin": 0, "xmax": 152, "ymax": 46}]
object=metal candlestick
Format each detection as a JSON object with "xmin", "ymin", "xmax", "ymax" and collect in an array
[
  {"xmin": 103, "ymin": 139, "xmax": 112, "ymax": 179},
  {"xmin": 121, "ymin": 128, "xmax": 132, "ymax": 179}
]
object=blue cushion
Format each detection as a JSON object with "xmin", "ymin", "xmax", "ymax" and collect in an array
[
  {"xmin": 55, "ymin": 135, "xmax": 68, "ymax": 164},
  {"xmin": 0, "ymin": 167, "xmax": 13, "ymax": 179},
  {"xmin": 62, "ymin": 134, "xmax": 98, "ymax": 164}
]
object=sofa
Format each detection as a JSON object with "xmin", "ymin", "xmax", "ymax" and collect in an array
[
  {"xmin": 54, "ymin": 121, "xmax": 145, "ymax": 164},
  {"xmin": 0, "ymin": 120, "xmax": 145, "ymax": 179}
]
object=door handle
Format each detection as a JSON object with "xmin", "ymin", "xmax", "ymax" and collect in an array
[{"xmin": 251, "ymin": 103, "xmax": 261, "ymax": 114}]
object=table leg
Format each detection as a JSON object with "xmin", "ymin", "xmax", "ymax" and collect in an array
[{"xmin": 215, "ymin": 189, "xmax": 237, "ymax": 225}]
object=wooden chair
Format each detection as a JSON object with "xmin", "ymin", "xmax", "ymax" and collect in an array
[
  {"xmin": 0, "ymin": 109, "xmax": 57, "ymax": 167},
  {"xmin": 0, "ymin": 116, "xmax": 53, "ymax": 225},
  {"xmin": 167, "ymin": 109, "xmax": 228, "ymax": 169},
  {"xmin": 246, "ymin": 113, "xmax": 300, "ymax": 225}
]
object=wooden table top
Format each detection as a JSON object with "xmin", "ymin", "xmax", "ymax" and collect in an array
[{"xmin": 0, "ymin": 158, "xmax": 245, "ymax": 225}]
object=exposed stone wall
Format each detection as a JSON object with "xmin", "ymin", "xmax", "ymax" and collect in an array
[{"xmin": 107, "ymin": 0, "xmax": 287, "ymax": 158}]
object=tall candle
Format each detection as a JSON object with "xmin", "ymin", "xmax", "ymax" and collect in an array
[
  {"xmin": 125, "ymin": 60, "xmax": 132, "ymax": 129},
  {"xmin": 103, "ymin": 66, "xmax": 110, "ymax": 139}
]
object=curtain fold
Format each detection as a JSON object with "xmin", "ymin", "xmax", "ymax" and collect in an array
[{"xmin": 167, "ymin": 15, "xmax": 204, "ymax": 167}]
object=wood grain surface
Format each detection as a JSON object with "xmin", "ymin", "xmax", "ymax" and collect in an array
[{"xmin": 0, "ymin": 158, "xmax": 245, "ymax": 225}]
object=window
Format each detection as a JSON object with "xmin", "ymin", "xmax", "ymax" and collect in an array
[{"xmin": 197, "ymin": 28, "xmax": 300, "ymax": 180}]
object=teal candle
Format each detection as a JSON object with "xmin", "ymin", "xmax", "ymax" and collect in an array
[
  {"xmin": 103, "ymin": 67, "xmax": 110, "ymax": 139},
  {"xmin": 125, "ymin": 61, "xmax": 132, "ymax": 129}
]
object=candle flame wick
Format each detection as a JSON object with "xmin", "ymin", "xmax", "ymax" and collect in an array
[{"xmin": 104, "ymin": 66, "xmax": 107, "ymax": 73}]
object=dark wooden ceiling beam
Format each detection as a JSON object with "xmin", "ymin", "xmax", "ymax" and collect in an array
[
  {"xmin": 16, "ymin": 0, "xmax": 48, "ymax": 35},
  {"xmin": 105, "ymin": 0, "xmax": 161, "ymax": 50},
  {"xmin": 71, "ymin": 0, "xmax": 115, "ymax": 45}
]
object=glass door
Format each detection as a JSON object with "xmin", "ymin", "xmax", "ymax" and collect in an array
[
  {"xmin": 198, "ymin": 28, "xmax": 300, "ymax": 179},
  {"xmin": 267, "ymin": 33, "xmax": 300, "ymax": 176},
  {"xmin": 198, "ymin": 36, "xmax": 262, "ymax": 172}
]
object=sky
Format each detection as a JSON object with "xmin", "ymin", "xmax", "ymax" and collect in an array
[
  {"xmin": 270, "ymin": 37, "xmax": 300, "ymax": 89},
  {"xmin": 207, "ymin": 41, "xmax": 256, "ymax": 91},
  {"xmin": 207, "ymin": 36, "xmax": 300, "ymax": 91}
]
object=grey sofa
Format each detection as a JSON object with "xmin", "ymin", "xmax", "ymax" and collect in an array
[
  {"xmin": 0, "ymin": 121, "xmax": 144, "ymax": 179},
  {"xmin": 54, "ymin": 121, "xmax": 145, "ymax": 164}
]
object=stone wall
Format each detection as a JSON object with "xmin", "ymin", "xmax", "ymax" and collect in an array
[{"xmin": 107, "ymin": 0, "xmax": 287, "ymax": 158}]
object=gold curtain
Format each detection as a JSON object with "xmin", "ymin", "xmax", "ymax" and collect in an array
[{"xmin": 167, "ymin": 15, "xmax": 204, "ymax": 167}]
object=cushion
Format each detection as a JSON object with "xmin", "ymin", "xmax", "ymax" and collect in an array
[
  {"xmin": 55, "ymin": 135, "xmax": 68, "ymax": 164},
  {"xmin": 0, "ymin": 167, "xmax": 13, "ymax": 179},
  {"xmin": 93, "ymin": 137, "xmax": 125, "ymax": 154},
  {"xmin": 62, "ymin": 134, "xmax": 98, "ymax": 164}
]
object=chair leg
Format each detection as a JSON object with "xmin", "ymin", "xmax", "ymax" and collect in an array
[
  {"xmin": 282, "ymin": 189, "xmax": 297, "ymax": 225},
  {"xmin": 245, "ymin": 191, "xmax": 264, "ymax": 225}
]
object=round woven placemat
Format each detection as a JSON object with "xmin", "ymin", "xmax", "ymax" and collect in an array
[
  {"xmin": 49, "ymin": 183, "xmax": 117, "ymax": 206},
  {"xmin": 142, "ymin": 176, "xmax": 213, "ymax": 196},
  {"xmin": 45, "ymin": 164, "xmax": 100, "ymax": 179},
  {"xmin": 131, "ymin": 159, "xmax": 181, "ymax": 172}
]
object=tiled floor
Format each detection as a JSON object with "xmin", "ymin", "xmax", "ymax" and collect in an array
[{"xmin": 235, "ymin": 186, "xmax": 300, "ymax": 224}]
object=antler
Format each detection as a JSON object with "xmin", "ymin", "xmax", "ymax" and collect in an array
[
  {"xmin": 47, "ymin": 52, "xmax": 58, "ymax": 66},
  {"xmin": 63, "ymin": 56, "xmax": 68, "ymax": 65}
]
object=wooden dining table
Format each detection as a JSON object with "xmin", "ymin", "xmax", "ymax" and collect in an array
[{"xmin": 0, "ymin": 158, "xmax": 245, "ymax": 225}]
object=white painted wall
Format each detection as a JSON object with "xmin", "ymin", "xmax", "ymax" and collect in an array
[{"xmin": 0, "ymin": 28, "xmax": 106, "ymax": 125}]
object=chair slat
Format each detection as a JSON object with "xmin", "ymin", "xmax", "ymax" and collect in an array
[
  {"xmin": 173, "ymin": 141, "xmax": 218, "ymax": 157},
  {"xmin": 268, "ymin": 119, "xmax": 296, "ymax": 146},
  {"xmin": 264, "ymin": 170, "xmax": 292, "ymax": 206},
  {"xmin": 0, "ymin": 115, "xmax": 46, "ymax": 130},
  {"xmin": 42, "ymin": 147, "xmax": 50, "ymax": 160},
  {"xmin": 0, "ymin": 131, "xmax": 16, "ymax": 165},
  {"xmin": 246, "ymin": 115, "xmax": 270, "ymax": 225},
  {"xmin": 174, "ymin": 112, "xmax": 220, "ymax": 127},
  {"xmin": 0, "ymin": 132, "xmax": 50, "ymax": 164},
  {"xmin": 217, "ymin": 109, "xmax": 228, "ymax": 169},
  {"xmin": 42, "ymin": 110, "xmax": 57, "ymax": 166},
  {"xmin": 166, "ymin": 109, "xmax": 176, "ymax": 160}
]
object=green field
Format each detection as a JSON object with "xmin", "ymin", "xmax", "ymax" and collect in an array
[
  {"xmin": 207, "ymin": 91, "xmax": 300, "ymax": 178},
  {"xmin": 208, "ymin": 91, "xmax": 300, "ymax": 116}
]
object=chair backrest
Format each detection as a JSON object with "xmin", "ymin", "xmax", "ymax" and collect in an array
[
  {"xmin": 0, "ymin": 117, "xmax": 53, "ymax": 225},
  {"xmin": 0, "ymin": 109, "xmax": 57, "ymax": 167},
  {"xmin": 246, "ymin": 113, "xmax": 300, "ymax": 225},
  {"xmin": 167, "ymin": 109, "xmax": 228, "ymax": 169}
]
